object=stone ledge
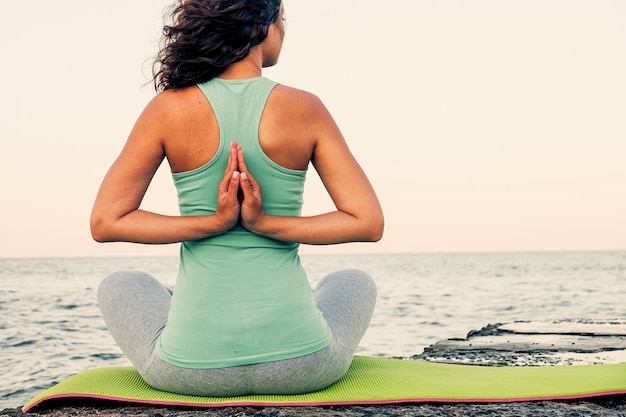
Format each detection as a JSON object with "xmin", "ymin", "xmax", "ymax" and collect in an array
[{"xmin": 5, "ymin": 319, "xmax": 626, "ymax": 417}]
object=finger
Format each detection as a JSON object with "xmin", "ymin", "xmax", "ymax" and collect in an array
[
  {"xmin": 243, "ymin": 170, "xmax": 261, "ymax": 193},
  {"xmin": 229, "ymin": 142, "xmax": 239, "ymax": 172},
  {"xmin": 220, "ymin": 143, "xmax": 241, "ymax": 190},
  {"xmin": 224, "ymin": 142, "xmax": 238, "ymax": 175},
  {"xmin": 239, "ymin": 171, "xmax": 253, "ymax": 197},
  {"xmin": 218, "ymin": 172, "xmax": 230, "ymax": 193},
  {"xmin": 226, "ymin": 171, "xmax": 240, "ymax": 200},
  {"xmin": 219, "ymin": 163, "xmax": 239, "ymax": 195},
  {"xmin": 241, "ymin": 172, "xmax": 263, "ymax": 205},
  {"xmin": 236, "ymin": 145, "xmax": 249, "ymax": 174}
]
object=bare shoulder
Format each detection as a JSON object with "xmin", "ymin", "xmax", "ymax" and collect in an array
[
  {"xmin": 144, "ymin": 87, "xmax": 206, "ymax": 122},
  {"xmin": 271, "ymin": 84, "xmax": 328, "ymax": 116},
  {"xmin": 272, "ymin": 83, "xmax": 320, "ymax": 101}
]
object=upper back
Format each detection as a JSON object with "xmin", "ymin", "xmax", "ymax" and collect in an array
[
  {"xmin": 162, "ymin": 78, "xmax": 319, "ymax": 175},
  {"xmin": 171, "ymin": 77, "xmax": 309, "ymax": 224}
]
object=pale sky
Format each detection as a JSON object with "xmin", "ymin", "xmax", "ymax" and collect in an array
[{"xmin": 1, "ymin": 1, "xmax": 625, "ymax": 258}]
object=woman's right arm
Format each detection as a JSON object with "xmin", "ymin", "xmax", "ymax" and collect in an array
[
  {"xmin": 90, "ymin": 92, "xmax": 242, "ymax": 244},
  {"xmin": 238, "ymin": 93, "xmax": 384, "ymax": 245}
]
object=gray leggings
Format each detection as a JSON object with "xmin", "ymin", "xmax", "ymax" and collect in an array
[{"xmin": 97, "ymin": 268, "xmax": 376, "ymax": 396}]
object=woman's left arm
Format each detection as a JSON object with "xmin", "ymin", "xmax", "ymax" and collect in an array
[
  {"xmin": 236, "ymin": 94, "xmax": 384, "ymax": 245},
  {"xmin": 90, "ymin": 93, "xmax": 241, "ymax": 244}
]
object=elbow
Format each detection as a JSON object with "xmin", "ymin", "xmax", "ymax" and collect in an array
[
  {"xmin": 90, "ymin": 215, "xmax": 111, "ymax": 243},
  {"xmin": 362, "ymin": 214, "xmax": 384, "ymax": 243},
  {"xmin": 371, "ymin": 217, "xmax": 385, "ymax": 242},
  {"xmin": 90, "ymin": 223, "xmax": 107, "ymax": 243}
]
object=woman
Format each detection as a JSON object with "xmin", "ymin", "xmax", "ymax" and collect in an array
[{"xmin": 91, "ymin": 0, "xmax": 384, "ymax": 396}]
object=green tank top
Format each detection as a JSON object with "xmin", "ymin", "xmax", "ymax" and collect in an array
[{"xmin": 156, "ymin": 77, "xmax": 333, "ymax": 369}]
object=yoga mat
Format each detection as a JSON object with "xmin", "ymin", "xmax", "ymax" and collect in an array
[{"xmin": 22, "ymin": 356, "xmax": 626, "ymax": 412}]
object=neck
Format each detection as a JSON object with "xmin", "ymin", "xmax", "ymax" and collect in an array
[{"xmin": 218, "ymin": 49, "xmax": 263, "ymax": 80}]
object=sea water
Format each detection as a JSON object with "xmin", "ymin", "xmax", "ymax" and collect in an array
[{"xmin": 1, "ymin": 251, "xmax": 625, "ymax": 408}]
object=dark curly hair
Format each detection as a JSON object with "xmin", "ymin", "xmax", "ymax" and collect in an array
[{"xmin": 153, "ymin": 0, "xmax": 282, "ymax": 91}]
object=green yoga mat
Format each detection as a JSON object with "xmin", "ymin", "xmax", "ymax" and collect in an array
[{"xmin": 23, "ymin": 356, "xmax": 626, "ymax": 412}]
